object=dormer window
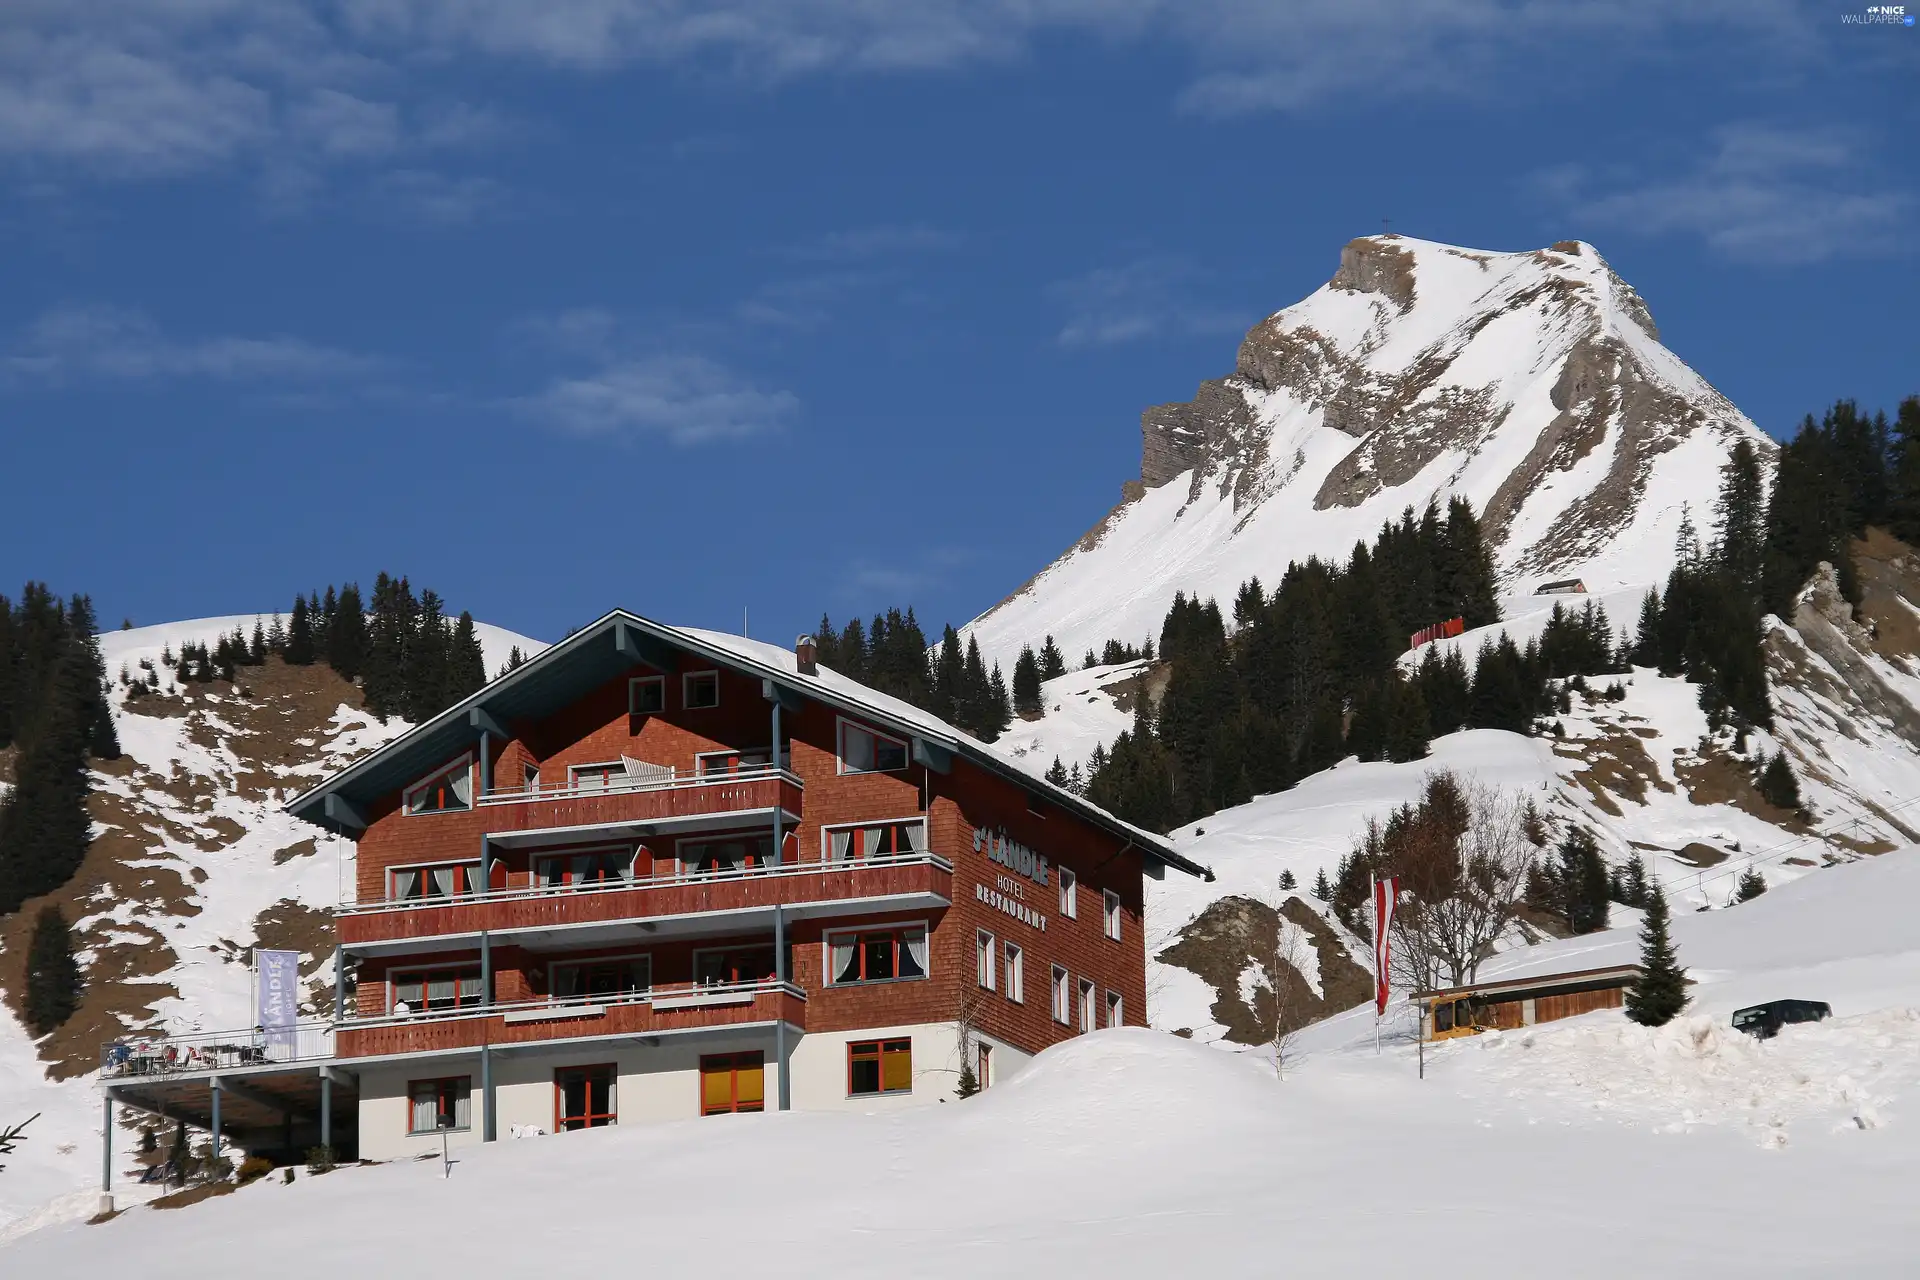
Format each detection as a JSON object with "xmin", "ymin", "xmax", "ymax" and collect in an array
[
  {"xmin": 405, "ymin": 756, "xmax": 473, "ymax": 815},
  {"xmin": 837, "ymin": 719, "xmax": 907, "ymax": 774},
  {"xmin": 629, "ymin": 675, "xmax": 665, "ymax": 715},
  {"xmin": 683, "ymin": 671, "xmax": 720, "ymax": 709}
]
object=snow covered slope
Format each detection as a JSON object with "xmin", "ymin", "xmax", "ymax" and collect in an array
[
  {"xmin": 966, "ymin": 235, "xmax": 1768, "ymax": 671},
  {"xmin": 0, "ymin": 617, "xmax": 545, "ymax": 1233},
  {"xmin": 8, "ymin": 849, "xmax": 1918, "ymax": 1276}
]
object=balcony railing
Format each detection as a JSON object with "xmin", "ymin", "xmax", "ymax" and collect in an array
[
  {"xmin": 339, "ymin": 849, "xmax": 949, "ymax": 917},
  {"xmin": 101, "ymin": 1022, "xmax": 336, "ymax": 1079},
  {"xmin": 333, "ymin": 979, "xmax": 806, "ymax": 1059},
  {"xmin": 475, "ymin": 763, "xmax": 796, "ymax": 809}
]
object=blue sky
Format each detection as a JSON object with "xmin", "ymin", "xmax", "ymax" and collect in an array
[{"xmin": 1, "ymin": 2, "xmax": 1914, "ymax": 646}]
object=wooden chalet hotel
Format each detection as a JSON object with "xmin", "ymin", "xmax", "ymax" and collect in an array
[{"xmin": 98, "ymin": 611, "xmax": 1206, "ymax": 1170}]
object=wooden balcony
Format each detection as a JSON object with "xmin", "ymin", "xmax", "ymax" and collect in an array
[
  {"xmin": 475, "ymin": 766, "xmax": 803, "ymax": 843},
  {"xmin": 332, "ymin": 981, "xmax": 806, "ymax": 1061},
  {"xmin": 336, "ymin": 852, "xmax": 954, "ymax": 950}
]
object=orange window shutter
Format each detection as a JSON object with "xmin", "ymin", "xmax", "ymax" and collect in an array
[
  {"xmin": 701, "ymin": 1062, "xmax": 732, "ymax": 1112},
  {"xmin": 880, "ymin": 1042, "xmax": 912, "ymax": 1092},
  {"xmin": 736, "ymin": 1059, "xmax": 765, "ymax": 1108}
]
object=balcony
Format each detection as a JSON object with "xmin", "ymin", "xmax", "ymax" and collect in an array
[
  {"xmin": 337, "ymin": 851, "xmax": 954, "ymax": 953},
  {"xmin": 333, "ymin": 979, "xmax": 806, "ymax": 1061},
  {"xmin": 473, "ymin": 764, "xmax": 803, "ymax": 845}
]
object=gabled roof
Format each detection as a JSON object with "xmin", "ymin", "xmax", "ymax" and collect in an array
[
  {"xmin": 284, "ymin": 608, "xmax": 1209, "ymax": 880},
  {"xmin": 1411, "ymin": 963, "xmax": 1643, "ymax": 1002}
]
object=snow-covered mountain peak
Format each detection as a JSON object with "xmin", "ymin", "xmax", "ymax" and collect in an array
[{"xmin": 971, "ymin": 234, "xmax": 1766, "ymax": 672}]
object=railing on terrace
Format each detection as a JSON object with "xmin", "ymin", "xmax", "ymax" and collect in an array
[
  {"xmin": 339, "ymin": 978, "xmax": 806, "ymax": 1033},
  {"xmin": 101, "ymin": 1022, "xmax": 336, "ymax": 1079},
  {"xmin": 474, "ymin": 763, "xmax": 799, "ymax": 808},
  {"xmin": 338, "ymin": 849, "xmax": 951, "ymax": 916}
]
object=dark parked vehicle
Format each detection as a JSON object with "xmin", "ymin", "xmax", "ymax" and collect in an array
[{"xmin": 1731, "ymin": 999, "xmax": 1832, "ymax": 1040}]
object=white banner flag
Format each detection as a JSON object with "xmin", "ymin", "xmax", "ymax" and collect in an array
[{"xmin": 256, "ymin": 949, "xmax": 301, "ymax": 1055}]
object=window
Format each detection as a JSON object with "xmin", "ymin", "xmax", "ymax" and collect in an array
[
  {"xmin": 837, "ymin": 719, "xmax": 908, "ymax": 774},
  {"xmin": 1104, "ymin": 889, "xmax": 1123, "ymax": 942},
  {"xmin": 1051, "ymin": 965, "xmax": 1070, "ymax": 1024},
  {"xmin": 569, "ymin": 761, "xmax": 626, "ymax": 792},
  {"xmin": 1059, "ymin": 867, "xmax": 1078, "ymax": 918},
  {"xmin": 405, "ymin": 757, "xmax": 472, "ymax": 815},
  {"xmin": 683, "ymin": 670, "xmax": 720, "ymax": 710},
  {"xmin": 976, "ymin": 930, "xmax": 996, "ymax": 991},
  {"xmin": 534, "ymin": 847, "xmax": 633, "ymax": 888},
  {"xmin": 628, "ymin": 675, "xmax": 665, "ymax": 715},
  {"xmin": 1433, "ymin": 1001, "xmax": 1454, "ymax": 1033},
  {"xmin": 696, "ymin": 748, "xmax": 771, "ymax": 777},
  {"xmin": 1079, "ymin": 978, "xmax": 1096, "ymax": 1034},
  {"xmin": 848, "ymin": 1038, "xmax": 912, "ymax": 1096},
  {"xmin": 825, "ymin": 819, "xmax": 926, "ymax": 862},
  {"xmin": 523, "ymin": 761, "xmax": 540, "ymax": 793},
  {"xmin": 1106, "ymin": 990, "xmax": 1124, "ymax": 1028},
  {"xmin": 388, "ymin": 862, "xmax": 480, "ymax": 903},
  {"xmin": 555, "ymin": 1065, "xmax": 617, "ymax": 1131},
  {"xmin": 393, "ymin": 967, "xmax": 483, "ymax": 1014},
  {"xmin": 977, "ymin": 1043, "xmax": 992, "ymax": 1090},
  {"xmin": 551, "ymin": 956, "xmax": 651, "ymax": 1000},
  {"xmin": 827, "ymin": 926, "xmax": 928, "ymax": 985},
  {"xmin": 680, "ymin": 834, "xmax": 776, "ymax": 875},
  {"xmin": 1003, "ymin": 942, "xmax": 1024, "ymax": 1004},
  {"xmin": 694, "ymin": 946, "xmax": 776, "ymax": 986},
  {"xmin": 700, "ymin": 1052, "xmax": 764, "ymax": 1115},
  {"xmin": 408, "ymin": 1077, "xmax": 470, "ymax": 1134}
]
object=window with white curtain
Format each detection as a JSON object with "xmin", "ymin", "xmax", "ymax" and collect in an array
[
  {"xmin": 1104, "ymin": 889, "xmax": 1123, "ymax": 941},
  {"xmin": 405, "ymin": 757, "xmax": 473, "ymax": 814},
  {"xmin": 1051, "ymin": 965, "xmax": 1070, "ymax": 1024},
  {"xmin": 1079, "ymin": 978, "xmax": 1096, "ymax": 1034},
  {"xmin": 1004, "ymin": 942, "xmax": 1024, "ymax": 1004},
  {"xmin": 408, "ymin": 1078, "xmax": 470, "ymax": 1134},
  {"xmin": 827, "ymin": 926, "xmax": 928, "ymax": 985},
  {"xmin": 1106, "ymin": 989, "xmax": 1124, "ymax": 1028},
  {"xmin": 1059, "ymin": 866, "xmax": 1078, "ymax": 918},
  {"xmin": 389, "ymin": 862, "xmax": 480, "ymax": 902},
  {"xmin": 837, "ymin": 719, "xmax": 908, "ymax": 774},
  {"xmin": 824, "ymin": 819, "xmax": 926, "ymax": 862},
  {"xmin": 975, "ymin": 929, "xmax": 996, "ymax": 991}
]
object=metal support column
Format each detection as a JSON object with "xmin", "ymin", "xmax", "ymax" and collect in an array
[
  {"xmin": 320, "ymin": 1074, "xmax": 332, "ymax": 1151},
  {"xmin": 101, "ymin": 1094, "xmax": 113, "ymax": 1197},
  {"xmin": 209, "ymin": 1079, "xmax": 222, "ymax": 1163},
  {"xmin": 333, "ymin": 945, "xmax": 345, "ymax": 1022},
  {"xmin": 481, "ymin": 1045, "xmax": 495, "ymax": 1142},
  {"xmin": 773, "ymin": 903, "xmax": 790, "ymax": 1112},
  {"xmin": 479, "ymin": 730, "xmax": 492, "ymax": 793}
]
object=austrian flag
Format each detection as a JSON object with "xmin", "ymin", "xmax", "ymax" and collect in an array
[{"xmin": 1372, "ymin": 877, "xmax": 1399, "ymax": 1015}]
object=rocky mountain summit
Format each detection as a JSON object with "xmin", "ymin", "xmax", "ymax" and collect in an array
[{"xmin": 969, "ymin": 235, "xmax": 1768, "ymax": 671}]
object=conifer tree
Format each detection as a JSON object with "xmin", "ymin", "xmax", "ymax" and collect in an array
[
  {"xmin": 447, "ymin": 612, "xmax": 487, "ymax": 704},
  {"xmin": 24, "ymin": 905, "xmax": 81, "ymax": 1035},
  {"xmin": 286, "ymin": 594, "xmax": 316, "ymax": 665},
  {"xmin": 960, "ymin": 636, "xmax": 990, "ymax": 734},
  {"xmin": 1712, "ymin": 437, "xmax": 1768, "ymax": 601},
  {"xmin": 0, "ymin": 650, "xmax": 93, "ymax": 915},
  {"xmin": 267, "ymin": 612, "xmax": 287, "ymax": 654},
  {"xmin": 1624, "ymin": 887, "xmax": 1687, "ymax": 1026},
  {"xmin": 1012, "ymin": 646, "xmax": 1043, "ymax": 717},
  {"xmin": 1312, "ymin": 867, "xmax": 1331, "ymax": 901},
  {"xmin": 1735, "ymin": 868, "xmax": 1767, "ymax": 902},
  {"xmin": 403, "ymin": 591, "xmax": 451, "ymax": 722},
  {"xmin": 933, "ymin": 625, "xmax": 965, "ymax": 724},
  {"xmin": 63, "ymin": 596, "xmax": 119, "ymax": 759},
  {"xmin": 250, "ymin": 619, "xmax": 267, "ymax": 664},
  {"xmin": 1038, "ymin": 636, "xmax": 1066, "ymax": 681},
  {"xmin": 812, "ymin": 614, "xmax": 840, "ymax": 672},
  {"xmin": 1886, "ymin": 397, "xmax": 1920, "ymax": 544},
  {"xmin": 984, "ymin": 663, "xmax": 1013, "ymax": 742},
  {"xmin": 1557, "ymin": 827, "xmax": 1610, "ymax": 934},
  {"xmin": 1082, "ymin": 650, "xmax": 1097, "ymax": 670},
  {"xmin": 1066, "ymin": 762, "xmax": 1085, "ymax": 795},
  {"xmin": 1278, "ymin": 868, "xmax": 1297, "ymax": 892},
  {"xmin": 315, "ymin": 585, "xmax": 336, "ymax": 656},
  {"xmin": 1621, "ymin": 851, "xmax": 1649, "ymax": 908},
  {"xmin": 1044, "ymin": 757, "xmax": 1069, "ymax": 787},
  {"xmin": 326, "ymin": 583, "xmax": 367, "ymax": 681},
  {"xmin": 836, "ymin": 617, "xmax": 868, "ymax": 683},
  {"xmin": 1758, "ymin": 752, "xmax": 1803, "ymax": 812}
]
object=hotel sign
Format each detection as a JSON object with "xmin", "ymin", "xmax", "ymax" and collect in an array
[
  {"xmin": 973, "ymin": 826, "xmax": 1049, "ymax": 886},
  {"xmin": 973, "ymin": 826, "xmax": 1050, "ymax": 931}
]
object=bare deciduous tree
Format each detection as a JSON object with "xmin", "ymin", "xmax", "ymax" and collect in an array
[
  {"xmin": 1350, "ymin": 772, "xmax": 1537, "ymax": 992},
  {"xmin": 0, "ymin": 1113, "xmax": 36, "ymax": 1172},
  {"xmin": 1261, "ymin": 890, "xmax": 1319, "ymax": 1080}
]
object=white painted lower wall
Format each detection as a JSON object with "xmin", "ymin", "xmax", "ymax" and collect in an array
[{"xmin": 354, "ymin": 1024, "xmax": 1036, "ymax": 1162}]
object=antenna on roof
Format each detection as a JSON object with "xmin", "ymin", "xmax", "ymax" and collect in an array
[{"xmin": 743, "ymin": 607, "xmax": 748, "ymax": 638}]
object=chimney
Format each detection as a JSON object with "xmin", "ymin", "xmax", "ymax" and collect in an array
[{"xmin": 795, "ymin": 634, "xmax": 818, "ymax": 676}]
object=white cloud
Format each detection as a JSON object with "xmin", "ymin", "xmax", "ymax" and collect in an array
[
  {"xmin": 368, "ymin": 168, "xmax": 506, "ymax": 223},
  {"xmin": 3, "ymin": 304, "xmax": 380, "ymax": 382},
  {"xmin": 518, "ymin": 353, "xmax": 797, "ymax": 445},
  {"xmin": 1050, "ymin": 256, "xmax": 1246, "ymax": 348},
  {"xmin": 1534, "ymin": 123, "xmax": 1915, "ymax": 264}
]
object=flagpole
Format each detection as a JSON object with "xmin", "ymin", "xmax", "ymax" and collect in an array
[{"xmin": 1371, "ymin": 873, "xmax": 1380, "ymax": 1055}]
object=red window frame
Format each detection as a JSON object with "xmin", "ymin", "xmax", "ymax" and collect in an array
[
  {"xmin": 1104, "ymin": 889, "xmax": 1123, "ymax": 941},
  {"xmin": 826, "ymin": 926, "xmax": 927, "ymax": 985},
  {"xmin": 406, "ymin": 1077, "xmax": 470, "ymax": 1135},
  {"xmin": 387, "ymin": 861, "xmax": 481, "ymax": 901},
  {"xmin": 978, "ymin": 1043, "xmax": 992, "ymax": 1090},
  {"xmin": 699, "ymin": 1051, "xmax": 765, "ymax": 1115},
  {"xmin": 693, "ymin": 946, "xmax": 776, "ymax": 986},
  {"xmin": 836, "ymin": 719, "xmax": 908, "ymax": 774},
  {"xmin": 392, "ymin": 966, "xmax": 483, "ymax": 1013},
  {"xmin": 847, "ymin": 1038, "xmax": 913, "ymax": 1096},
  {"xmin": 533, "ymin": 846, "xmax": 634, "ymax": 888},
  {"xmin": 554, "ymin": 1064, "xmax": 617, "ymax": 1132},
  {"xmin": 405, "ymin": 758, "xmax": 472, "ymax": 814}
]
